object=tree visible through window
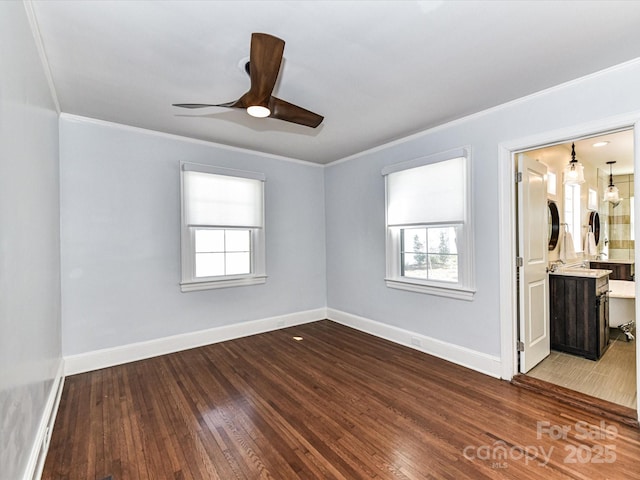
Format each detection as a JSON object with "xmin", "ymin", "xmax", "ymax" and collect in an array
[{"xmin": 413, "ymin": 234, "xmax": 426, "ymax": 269}]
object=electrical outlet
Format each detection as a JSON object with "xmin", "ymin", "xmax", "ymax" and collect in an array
[{"xmin": 410, "ymin": 337, "xmax": 421, "ymax": 347}]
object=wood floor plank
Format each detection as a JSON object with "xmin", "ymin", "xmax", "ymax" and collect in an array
[{"xmin": 43, "ymin": 320, "xmax": 640, "ymax": 479}]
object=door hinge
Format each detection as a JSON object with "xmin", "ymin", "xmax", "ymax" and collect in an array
[
  {"xmin": 517, "ymin": 341, "xmax": 524, "ymax": 352},
  {"xmin": 515, "ymin": 171, "xmax": 522, "ymax": 183},
  {"xmin": 516, "ymin": 257, "xmax": 524, "ymax": 267}
]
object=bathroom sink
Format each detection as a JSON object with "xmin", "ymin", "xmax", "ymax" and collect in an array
[{"xmin": 552, "ymin": 268, "xmax": 612, "ymax": 278}]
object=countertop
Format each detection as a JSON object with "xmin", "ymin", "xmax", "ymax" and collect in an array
[
  {"xmin": 590, "ymin": 259, "xmax": 634, "ymax": 264},
  {"xmin": 550, "ymin": 268, "xmax": 612, "ymax": 279}
]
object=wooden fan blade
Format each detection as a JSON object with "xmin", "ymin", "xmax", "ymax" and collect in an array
[
  {"xmin": 246, "ymin": 33, "xmax": 285, "ymax": 105},
  {"xmin": 268, "ymin": 96, "xmax": 324, "ymax": 128},
  {"xmin": 172, "ymin": 103, "xmax": 220, "ymax": 108},
  {"xmin": 173, "ymin": 98, "xmax": 248, "ymax": 109}
]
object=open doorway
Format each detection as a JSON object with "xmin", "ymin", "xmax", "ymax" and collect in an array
[{"xmin": 515, "ymin": 129, "xmax": 636, "ymax": 409}]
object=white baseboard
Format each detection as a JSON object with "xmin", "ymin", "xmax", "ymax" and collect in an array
[
  {"xmin": 26, "ymin": 359, "xmax": 65, "ymax": 480},
  {"xmin": 327, "ymin": 308, "xmax": 502, "ymax": 378},
  {"xmin": 64, "ymin": 308, "xmax": 327, "ymax": 375}
]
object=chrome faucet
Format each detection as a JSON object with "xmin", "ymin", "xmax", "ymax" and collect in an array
[{"xmin": 548, "ymin": 260, "xmax": 564, "ymax": 272}]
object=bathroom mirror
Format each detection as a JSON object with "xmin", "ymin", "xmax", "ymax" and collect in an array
[
  {"xmin": 589, "ymin": 210, "xmax": 600, "ymax": 246},
  {"xmin": 548, "ymin": 201, "xmax": 560, "ymax": 250}
]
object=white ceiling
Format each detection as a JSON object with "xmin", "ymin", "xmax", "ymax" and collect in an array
[
  {"xmin": 572, "ymin": 130, "xmax": 634, "ymax": 175},
  {"xmin": 525, "ymin": 129, "xmax": 634, "ymax": 175},
  {"xmin": 30, "ymin": 0, "xmax": 640, "ymax": 165}
]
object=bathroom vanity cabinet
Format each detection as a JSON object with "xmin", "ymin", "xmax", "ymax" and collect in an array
[
  {"xmin": 589, "ymin": 261, "xmax": 634, "ymax": 281},
  {"xmin": 549, "ymin": 273, "xmax": 610, "ymax": 360}
]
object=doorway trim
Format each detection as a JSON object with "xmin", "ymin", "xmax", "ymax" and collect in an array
[{"xmin": 498, "ymin": 112, "xmax": 640, "ymax": 418}]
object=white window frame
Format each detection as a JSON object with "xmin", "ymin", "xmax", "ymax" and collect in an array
[
  {"xmin": 180, "ymin": 162, "xmax": 266, "ymax": 292},
  {"xmin": 382, "ymin": 147, "xmax": 475, "ymax": 301}
]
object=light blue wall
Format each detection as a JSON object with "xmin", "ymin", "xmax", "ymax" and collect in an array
[
  {"xmin": 60, "ymin": 58, "xmax": 640, "ymax": 361},
  {"xmin": 0, "ymin": 3, "xmax": 62, "ymax": 480},
  {"xmin": 60, "ymin": 117, "xmax": 326, "ymax": 355},
  {"xmin": 325, "ymin": 60, "xmax": 640, "ymax": 357}
]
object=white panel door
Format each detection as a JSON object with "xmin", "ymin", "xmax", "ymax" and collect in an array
[{"xmin": 518, "ymin": 154, "xmax": 550, "ymax": 373}]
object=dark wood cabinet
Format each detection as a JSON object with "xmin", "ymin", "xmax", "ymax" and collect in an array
[
  {"xmin": 589, "ymin": 261, "xmax": 634, "ymax": 281},
  {"xmin": 549, "ymin": 274, "xmax": 610, "ymax": 360}
]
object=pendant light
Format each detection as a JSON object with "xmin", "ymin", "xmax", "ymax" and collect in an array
[
  {"xmin": 563, "ymin": 143, "xmax": 585, "ymax": 185},
  {"xmin": 603, "ymin": 161, "xmax": 621, "ymax": 204}
]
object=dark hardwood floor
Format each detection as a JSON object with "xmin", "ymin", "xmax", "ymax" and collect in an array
[{"xmin": 43, "ymin": 320, "xmax": 640, "ymax": 479}]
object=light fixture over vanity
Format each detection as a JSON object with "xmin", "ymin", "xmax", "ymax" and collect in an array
[
  {"xmin": 603, "ymin": 160, "xmax": 622, "ymax": 204},
  {"xmin": 563, "ymin": 143, "xmax": 585, "ymax": 185}
]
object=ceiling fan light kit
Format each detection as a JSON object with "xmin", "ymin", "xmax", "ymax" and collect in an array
[
  {"xmin": 247, "ymin": 105, "xmax": 271, "ymax": 118},
  {"xmin": 173, "ymin": 33, "xmax": 323, "ymax": 128}
]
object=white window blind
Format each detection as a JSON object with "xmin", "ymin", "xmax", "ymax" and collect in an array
[
  {"xmin": 182, "ymin": 167, "xmax": 264, "ymax": 228},
  {"xmin": 385, "ymin": 156, "xmax": 466, "ymax": 226}
]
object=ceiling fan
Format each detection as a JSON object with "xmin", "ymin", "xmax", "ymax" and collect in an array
[{"xmin": 173, "ymin": 33, "xmax": 324, "ymax": 128}]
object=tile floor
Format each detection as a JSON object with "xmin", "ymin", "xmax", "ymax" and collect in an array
[{"xmin": 527, "ymin": 328, "xmax": 637, "ymax": 409}]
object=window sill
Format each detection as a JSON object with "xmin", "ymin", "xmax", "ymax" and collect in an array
[
  {"xmin": 181, "ymin": 275, "xmax": 267, "ymax": 292},
  {"xmin": 384, "ymin": 278, "xmax": 475, "ymax": 301}
]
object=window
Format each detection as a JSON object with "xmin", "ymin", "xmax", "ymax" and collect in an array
[
  {"xmin": 194, "ymin": 229, "xmax": 251, "ymax": 277},
  {"xmin": 180, "ymin": 163, "xmax": 266, "ymax": 292},
  {"xmin": 588, "ymin": 188, "xmax": 598, "ymax": 210},
  {"xmin": 631, "ymin": 196, "xmax": 635, "ymax": 242},
  {"xmin": 382, "ymin": 147, "xmax": 474, "ymax": 300},
  {"xmin": 547, "ymin": 171, "xmax": 557, "ymax": 198},
  {"xmin": 401, "ymin": 226, "xmax": 459, "ymax": 282},
  {"xmin": 564, "ymin": 182, "xmax": 581, "ymax": 253}
]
